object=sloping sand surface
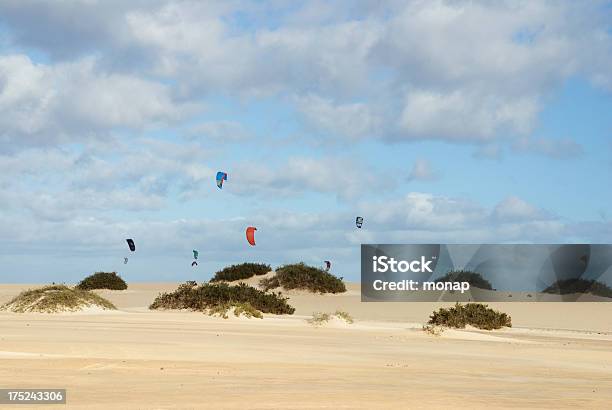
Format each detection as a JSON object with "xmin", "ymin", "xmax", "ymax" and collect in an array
[{"xmin": 1, "ymin": 282, "xmax": 611, "ymax": 409}]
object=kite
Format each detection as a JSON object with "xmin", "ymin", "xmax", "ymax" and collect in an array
[
  {"xmin": 193, "ymin": 250, "xmax": 199, "ymax": 260},
  {"xmin": 355, "ymin": 216, "xmax": 364, "ymax": 228},
  {"xmin": 192, "ymin": 261, "xmax": 198, "ymax": 267},
  {"xmin": 246, "ymin": 226, "xmax": 257, "ymax": 246},
  {"xmin": 124, "ymin": 239, "xmax": 135, "ymax": 264},
  {"xmin": 216, "ymin": 171, "xmax": 228, "ymax": 189},
  {"xmin": 324, "ymin": 260, "xmax": 331, "ymax": 272}
]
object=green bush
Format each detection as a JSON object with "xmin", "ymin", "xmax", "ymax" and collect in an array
[
  {"xmin": 307, "ymin": 312, "xmax": 331, "ymax": 326},
  {"xmin": 209, "ymin": 303, "xmax": 231, "ymax": 319},
  {"xmin": 1, "ymin": 285, "xmax": 116, "ymax": 313},
  {"xmin": 422, "ymin": 324, "xmax": 445, "ymax": 336},
  {"xmin": 306, "ymin": 311, "xmax": 354, "ymax": 326},
  {"xmin": 234, "ymin": 302, "xmax": 263, "ymax": 319},
  {"xmin": 434, "ymin": 270, "xmax": 493, "ymax": 290},
  {"xmin": 427, "ymin": 303, "xmax": 512, "ymax": 330},
  {"xmin": 260, "ymin": 263, "xmax": 346, "ymax": 294},
  {"xmin": 543, "ymin": 279, "xmax": 612, "ymax": 298},
  {"xmin": 76, "ymin": 272, "xmax": 127, "ymax": 290},
  {"xmin": 210, "ymin": 263, "xmax": 271, "ymax": 282},
  {"xmin": 207, "ymin": 301, "xmax": 264, "ymax": 319},
  {"xmin": 334, "ymin": 310, "xmax": 354, "ymax": 324},
  {"xmin": 149, "ymin": 281, "xmax": 294, "ymax": 315}
]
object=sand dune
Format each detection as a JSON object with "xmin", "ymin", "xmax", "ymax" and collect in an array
[{"xmin": 1, "ymin": 282, "xmax": 611, "ymax": 409}]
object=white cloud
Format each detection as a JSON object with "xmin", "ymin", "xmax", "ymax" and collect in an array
[
  {"xmin": 0, "ymin": 191, "xmax": 596, "ymax": 261},
  {"xmin": 60, "ymin": 60, "xmax": 196, "ymax": 129},
  {"xmin": 122, "ymin": 4, "xmax": 383, "ymax": 99},
  {"xmin": 373, "ymin": 1, "xmax": 610, "ymax": 143},
  {"xmin": 231, "ymin": 156, "xmax": 394, "ymax": 201},
  {"xmin": 1, "ymin": 1, "xmax": 611, "ymax": 149},
  {"xmin": 0, "ymin": 187, "xmax": 609, "ymax": 281},
  {"xmin": 187, "ymin": 121, "xmax": 250, "ymax": 142},
  {"xmin": 361, "ymin": 192, "xmax": 486, "ymax": 231},
  {"xmin": 492, "ymin": 196, "xmax": 552, "ymax": 223},
  {"xmin": 0, "ymin": 140, "xmax": 215, "ymax": 220},
  {"xmin": 294, "ymin": 94, "xmax": 381, "ymax": 139},
  {"xmin": 358, "ymin": 192, "xmax": 563, "ymax": 241},
  {"xmin": 407, "ymin": 159, "xmax": 439, "ymax": 181},
  {"xmin": 0, "ymin": 54, "xmax": 198, "ymax": 149},
  {"xmin": 398, "ymin": 89, "xmax": 538, "ymax": 140},
  {"xmin": 0, "ymin": 144, "xmax": 392, "ymax": 223},
  {"xmin": 0, "ymin": 189, "xmax": 166, "ymax": 222},
  {"xmin": 0, "ymin": 0, "xmax": 160, "ymax": 60}
]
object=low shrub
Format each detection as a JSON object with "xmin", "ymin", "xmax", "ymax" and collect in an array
[
  {"xmin": 234, "ymin": 302, "xmax": 263, "ymax": 319},
  {"xmin": 427, "ymin": 303, "xmax": 512, "ymax": 330},
  {"xmin": 149, "ymin": 281, "xmax": 294, "ymax": 315},
  {"xmin": 206, "ymin": 302, "xmax": 263, "ymax": 319},
  {"xmin": 1, "ymin": 285, "xmax": 116, "ymax": 313},
  {"xmin": 422, "ymin": 324, "xmax": 445, "ymax": 336},
  {"xmin": 543, "ymin": 279, "xmax": 612, "ymax": 298},
  {"xmin": 306, "ymin": 310, "xmax": 353, "ymax": 326},
  {"xmin": 209, "ymin": 303, "xmax": 230, "ymax": 319},
  {"xmin": 434, "ymin": 270, "xmax": 493, "ymax": 290},
  {"xmin": 76, "ymin": 272, "xmax": 127, "ymax": 290},
  {"xmin": 307, "ymin": 312, "xmax": 331, "ymax": 326},
  {"xmin": 260, "ymin": 263, "xmax": 346, "ymax": 294},
  {"xmin": 210, "ymin": 263, "xmax": 271, "ymax": 282},
  {"xmin": 334, "ymin": 310, "xmax": 354, "ymax": 324}
]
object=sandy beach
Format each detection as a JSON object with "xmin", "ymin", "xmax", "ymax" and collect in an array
[{"xmin": 1, "ymin": 282, "xmax": 611, "ymax": 409}]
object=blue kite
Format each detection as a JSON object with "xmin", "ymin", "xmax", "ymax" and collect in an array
[{"xmin": 216, "ymin": 171, "xmax": 228, "ymax": 189}]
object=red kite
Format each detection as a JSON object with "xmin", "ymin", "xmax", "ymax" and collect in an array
[{"xmin": 246, "ymin": 226, "xmax": 257, "ymax": 246}]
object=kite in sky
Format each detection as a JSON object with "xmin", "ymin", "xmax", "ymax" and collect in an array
[
  {"xmin": 324, "ymin": 260, "xmax": 331, "ymax": 272},
  {"xmin": 125, "ymin": 238, "xmax": 135, "ymax": 264},
  {"xmin": 246, "ymin": 226, "xmax": 257, "ymax": 246},
  {"xmin": 356, "ymin": 216, "xmax": 364, "ymax": 228},
  {"xmin": 216, "ymin": 171, "xmax": 228, "ymax": 189},
  {"xmin": 192, "ymin": 250, "xmax": 199, "ymax": 267}
]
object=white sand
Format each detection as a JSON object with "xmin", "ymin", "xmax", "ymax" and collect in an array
[{"xmin": 0, "ymin": 282, "xmax": 611, "ymax": 409}]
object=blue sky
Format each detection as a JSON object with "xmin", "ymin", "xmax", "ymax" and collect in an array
[{"xmin": 0, "ymin": 0, "xmax": 611, "ymax": 283}]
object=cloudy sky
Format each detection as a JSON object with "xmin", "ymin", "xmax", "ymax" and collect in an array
[{"xmin": 1, "ymin": 0, "xmax": 611, "ymax": 283}]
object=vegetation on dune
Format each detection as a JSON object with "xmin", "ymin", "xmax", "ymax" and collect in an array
[
  {"xmin": 333, "ymin": 310, "xmax": 354, "ymax": 324},
  {"xmin": 307, "ymin": 310, "xmax": 354, "ymax": 326},
  {"xmin": 422, "ymin": 324, "xmax": 445, "ymax": 336},
  {"xmin": 427, "ymin": 303, "xmax": 512, "ymax": 330},
  {"xmin": 307, "ymin": 312, "xmax": 331, "ymax": 326},
  {"xmin": 207, "ymin": 302, "xmax": 264, "ymax": 319},
  {"xmin": 76, "ymin": 271, "xmax": 127, "ymax": 290},
  {"xmin": 149, "ymin": 281, "xmax": 294, "ymax": 315},
  {"xmin": 232, "ymin": 302, "xmax": 264, "ymax": 319},
  {"xmin": 1, "ymin": 285, "xmax": 116, "ymax": 313},
  {"xmin": 542, "ymin": 278, "xmax": 612, "ymax": 298},
  {"xmin": 260, "ymin": 262, "xmax": 346, "ymax": 294},
  {"xmin": 210, "ymin": 263, "xmax": 271, "ymax": 282},
  {"xmin": 434, "ymin": 270, "xmax": 493, "ymax": 290}
]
